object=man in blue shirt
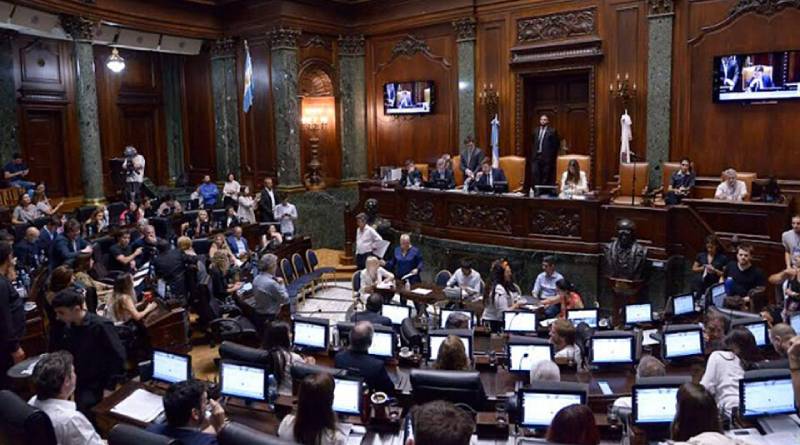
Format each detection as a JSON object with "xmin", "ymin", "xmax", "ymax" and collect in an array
[
  {"xmin": 147, "ymin": 380, "xmax": 226, "ymax": 445},
  {"xmin": 3, "ymin": 153, "xmax": 34, "ymax": 194},
  {"xmin": 198, "ymin": 175, "xmax": 219, "ymax": 208}
]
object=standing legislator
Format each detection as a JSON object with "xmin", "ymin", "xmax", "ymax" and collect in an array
[{"xmin": 527, "ymin": 114, "xmax": 560, "ymax": 190}]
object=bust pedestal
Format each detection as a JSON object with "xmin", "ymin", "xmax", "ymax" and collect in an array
[{"xmin": 606, "ymin": 276, "xmax": 644, "ymax": 328}]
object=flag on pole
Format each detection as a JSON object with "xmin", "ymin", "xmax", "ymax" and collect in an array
[
  {"xmin": 490, "ymin": 114, "xmax": 500, "ymax": 168},
  {"xmin": 242, "ymin": 40, "xmax": 254, "ymax": 113}
]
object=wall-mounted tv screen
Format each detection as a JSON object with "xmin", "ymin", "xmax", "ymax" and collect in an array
[
  {"xmin": 713, "ymin": 50, "xmax": 800, "ymax": 102},
  {"xmin": 384, "ymin": 81, "xmax": 434, "ymax": 115}
]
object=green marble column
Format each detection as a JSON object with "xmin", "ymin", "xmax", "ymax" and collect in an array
[
  {"xmin": 211, "ymin": 38, "xmax": 241, "ymax": 180},
  {"xmin": 267, "ymin": 28, "xmax": 302, "ymax": 188},
  {"xmin": 161, "ymin": 53, "xmax": 185, "ymax": 183},
  {"xmin": 453, "ymin": 18, "xmax": 476, "ymax": 145},
  {"xmin": 61, "ymin": 16, "xmax": 105, "ymax": 203},
  {"xmin": 337, "ymin": 35, "xmax": 367, "ymax": 181},
  {"xmin": 645, "ymin": 1, "xmax": 674, "ymax": 188},
  {"xmin": 0, "ymin": 31, "xmax": 18, "ymax": 163}
]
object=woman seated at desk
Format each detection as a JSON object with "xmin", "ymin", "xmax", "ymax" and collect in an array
[
  {"xmin": 481, "ymin": 259, "xmax": 523, "ymax": 332},
  {"xmin": 263, "ymin": 321, "xmax": 316, "ymax": 396},
  {"xmin": 541, "ymin": 279, "xmax": 584, "ymax": 319},
  {"xmin": 359, "ymin": 256, "xmax": 394, "ymax": 295},
  {"xmin": 559, "ymin": 159, "xmax": 589, "ymax": 198},
  {"xmin": 665, "ymin": 157, "xmax": 695, "ymax": 205},
  {"xmin": 209, "ymin": 251, "xmax": 242, "ymax": 301},
  {"xmin": 692, "ymin": 235, "xmax": 727, "ymax": 299},
  {"xmin": 104, "ymin": 274, "xmax": 157, "ymax": 324},
  {"xmin": 181, "ymin": 209, "xmax": 211, "ymax": 239},
  {"xmin": 432, "ymin": 335, "xmax": 470, "ymax": 371},
  {"xmin": 278, "ymin": 373, "xmax": 349, "ymax": 445},
  {"xmin": 209, "ymin": 232, "xmax": 237, "ymax": 265}
]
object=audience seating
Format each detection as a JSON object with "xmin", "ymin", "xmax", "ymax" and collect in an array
[
  {"xmin": 0, "ymin": 187, "xmax": 23, "ymax": 208},
  {"xmin": 410, "ymin": 369, "xmax": 486, "ymax": 411},
  {"xmin": 434, "ymin": 270, "xmax": 451, "ymax": 287},
  {"xmin": 0, "ymin": 390, "xmax": 57, "ymax": 445},
  {"xmin": 219, "ymin": 421, "xmax": 300, "ymax": 445},
  {"xmin": 452, "ymin": 154, "xmax": 464, "ymax": 186},
  {"xmin": 107, "ymin": 201, "xmax": 127, "ymax": 225},
  {"xmin": 108, "ymin": 423, "xmax": 179, "ymax": 445},
  {"xmin": 556, "ymin": 155, "xmax": 591, "ymax": 191},
  {"xmin": 498, "ymin": 155, "xmax": 526, "ymax": 192},
  {"xmin": 193, "ymin": 238, "xmax": 212, "ymax": 257},
  {"xmin": 611, "ymin": 162, "xmax": 650, "ymax": 205},
  {"xmin": 351, "ymin": 270, "xmax": 361, "ymax": 301},
  {"xmin": 305, "ymin": 249, "xmax": 335, "ymax": 287}
]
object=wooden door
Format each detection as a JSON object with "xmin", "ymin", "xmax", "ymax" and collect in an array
[
  {"xmin": 523, "ymin": 73, "xmax": 590, "ymax": 156},
  {"xmin": 119, "ymin": 105, "xmax": 164, "ymax": 185},
  {"xmin": 18, "ymin": 107, "xmax": 67, "ymax": 197}
]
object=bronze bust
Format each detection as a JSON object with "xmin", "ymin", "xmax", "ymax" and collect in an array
[{"xmin": 603, "ymin": 218, "xmax": 647, "ymax": 280}]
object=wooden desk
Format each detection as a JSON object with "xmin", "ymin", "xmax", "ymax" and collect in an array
[{"xmin": 142, "ymin": 306, "xmax": 190, "ymax": 353}]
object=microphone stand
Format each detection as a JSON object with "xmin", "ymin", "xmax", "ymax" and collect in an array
[{"xmin": 628, "ymin": 152, "xmax": 643, "ymax": 207}]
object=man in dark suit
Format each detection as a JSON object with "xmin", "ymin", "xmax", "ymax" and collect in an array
[
  {"xmin": 429, "ymin": 157, "xmax": 455, "ymax": 189},
  {"xmin": 459, "ymin": 136, "xmax": 485, "ymax": 180},
  {"xmin": 49, "ymin": 219, "xmax": 90, "ymax": 269},
  {"xmin": 470, "ymin": 159, "xmax": 507, "ymax": 192},
  {"xmin": 14, "ymin": 226, "xmax": 41, "ymax": 271},
  {"xmin": 529, "ymin": 114, "xmax": 560, "ymax": 188},
  {"xmin": 37, "ymin": 216, "xmax": 60, "ymax": 259},
  {"xmin": 351, "ymin": 294, "xmax": 393, "ymax": 326},
  {"xmin": 226, "ymin": 226, "xmax": 249, "ymax": 258},
  {"xmin": 334, "ymin": 321, "xmax": 395, "ymax": 394},
  {"xmin": 400, "ymin": 160, "xmax": 423, "ymax": 188},
  {"xmin": 257, "ymin": 177, "xmax": 276, "ymax": 223}
]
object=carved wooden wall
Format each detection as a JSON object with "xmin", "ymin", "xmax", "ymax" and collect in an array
[
  {"xmin": 11, "ymin": 35, "xmax": 80, "ymax": 198},
  {"xmin": 182, "ymin": 50, "xmax": 217, "ymax": 185}
]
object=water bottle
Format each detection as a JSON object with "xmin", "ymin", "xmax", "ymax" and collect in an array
[{"xmin": 267, "ymin": 374, "xmax": 278, "ymax": 410}]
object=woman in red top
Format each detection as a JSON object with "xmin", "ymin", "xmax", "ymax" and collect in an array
[{"xmin": 553, "ymin": 279, "xmax": 584, "ymax": 319}]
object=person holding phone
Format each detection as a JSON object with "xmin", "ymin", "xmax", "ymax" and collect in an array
[{"xmin": 147, "ymin": 380, "xmax": 227, "ymax": 445}]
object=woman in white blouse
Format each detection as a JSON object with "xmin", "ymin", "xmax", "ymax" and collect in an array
[
  {"xmin": 700, "ymin": 328, "xmax": 762, "ymax": 416},
  {"xmin": 559, "ymin": 159, "xmax": 589, "ymax": 198},
  {"xmin": 222, "ymin": 172, "xmax": 241, "ymax": 210},
  {"xmin": 355, "ymin": 212, "xmax": 383, "ymax": 270},
  {"xmin": 481, "ymin": 259, "xmax": 523, "ymax": 331},
  {"xmin": 237, "ymin": 186, "xmax": 256, "ymax": 224},
  {"xmin": 359, "ymin": 256, "xmax": 394, "ymax": 294}
]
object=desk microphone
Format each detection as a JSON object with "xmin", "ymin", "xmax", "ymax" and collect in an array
[{"xmin": 517, "ymin": 352, "xmax": 529, "ymax": 371}]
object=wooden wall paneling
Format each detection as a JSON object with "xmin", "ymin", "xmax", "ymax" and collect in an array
[
  {"xmin": 182, "ymin": 50, "xmax": 217, "ymax": 185},
  {"xmin": 12, "ymin": 36, "xmax": 79, "ymax": 198},
  {"xmin": 475, "ymin": 18, "xmax": 510, "ymax": 155},
  {"xmin": 366, "ymin": 25, "xmax": 458, "ymax": 172},
  {"xmin": 237, "ymin": 39, "xmax": 275, "ymax": 188}
]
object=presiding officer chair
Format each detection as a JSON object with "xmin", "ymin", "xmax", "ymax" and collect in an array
[
  {"xmin": 108, "ymin": 424, "xmax": 179, "ymax": 445},
  {"xmin": 737, "ymin": 172, "xmax": 757, "ymax": 201},
  {"xmin": 611, "ymin": 162, "xmax": 649, "ymax": 205},
  {"xmin": 0, "ymin": 390, "xmax": 56, "ymax": 445},
  {"xmin": 452, "ymin": 154, "xmax": 464, "ymax": 186},
  {"xmin": 498, "ymin": 156, "xmax": 526, "ymax": 193},
  {"xmin": 556, "ymin": 155, "xmax": 591, "ymax": 192},
  {"xmin": 415, "ymin": 163, "xmax": 430, "ymax": 182}
]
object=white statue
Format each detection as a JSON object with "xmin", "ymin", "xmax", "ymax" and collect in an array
[{"xmin": 620, "ymin": 110, "xmax": 632, "ymax": 164}]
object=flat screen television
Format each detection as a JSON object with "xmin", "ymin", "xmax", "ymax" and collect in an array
[
  {"xmin": 384, "ymin": 81, "xmax": 434, "ymax": 115},
  {"xmin": 713, "ymin": 50, "xmax": 800, "ymax": 102}
]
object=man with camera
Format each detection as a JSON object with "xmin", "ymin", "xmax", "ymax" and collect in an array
[{"xmin": 122, "ymin": 146, "xmax": 145, "ymax": 202}]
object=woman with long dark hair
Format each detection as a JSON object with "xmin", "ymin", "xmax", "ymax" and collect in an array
[
  {"xmin": 546, "ymin": 404, "xmax": 599, "ymax": 445},
  {"xmin": 278, "ymin": 373, "xmax": 348, "ymax": 445},
  {"xmin": 700, "ymin": 327, "xmax": 762, "ymax": 416},
  {"xmin": 559, "ymin": 159, "xmax": 588, "ymax": 198},
  {"xmin": 481, "ymin": 259, "xmax": 522, "ymax": 332},
  {"xmin": 105, "ymin": 273, "xmax": 157, "ymax": 324},
  {"xmin": 432, "ymin": 335, "xmax": 469, "ymax": 371},
  {"xmin": 665, "ymin": 157, "xmax": 695, "ymax": 205},
  {"xmin": 262, "ymin": 321, "xmax": 314, "ymax": 395},
  {"xmin": 671, "ymin": 383, "xmax": 722, "ymax": 442}
]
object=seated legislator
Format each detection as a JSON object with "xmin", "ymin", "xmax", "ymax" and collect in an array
[
  {"xmin": 351, "ymin": 293, "xmax": 393, "ymax": 326},
  {"xmin": 559, "ymin": 159, "xmax": 589, "ymax": 198},
  {"xmin": 49, "ymin": 219, "xmax": 91, "ymax": 269},
  {"xmin": 445, "ymin": 312, "xmax": 471, "ymax": 329},
  {"xmin": 546, "ymin": 404, "xmax": 599, "ymax": 445},
  {"xmin": 407, "ymin": 401, "xmax": 475, "ymax": 445},
  {"xmin": 222, "ymin": 206, "xmax": 240, "ymax": 230},
  {"xmin": 386, "ymin": 233, "xmax": 422, "ymax": 286},
  {"xmin": 699, "ymin": 328, "xmax": 762, "ymax": 416},
  {"xmin": 359, "ymin": 256, "xmax": 394, "ymax": 295},
  {"xmin": 446, "ymin": 259, "xmax": 482, "ymax": 299},
  {"xmin": 105, "ymin": 273, "xmax": 158, "ymax": 324},
  {"xmin": 400, "ymin": 159, "xmax": 423, "ymax": 188},
  {"xmin": 550, "ymin": 319, "xmax": 582, "ymax": 366},
  {"xmin": 334, "ymin": 321, "xmax": 395, "ymax": 394},
  {"xmin": 14, "ymin": 226, "xmax": 41, "ymax": 270},
  {"xmin": 665, "ymin": 157, "xmax": 696, "ymax": 205},
  {"xmin": 157, "ymin": 193, "xmax": 183, "ymax": 216},
  {"xmin": 118, "ymin": 201, "xmax": 143, "ymax": 226},
  {"xmin": 49, "ymin": 288, "xmax": 126, "ymax": 413},
  {"xmin": 691, "ymin": 235, "xmax": 728, "ymax": 299},
  {"xmin": 154, "ymin": 236, "xmax": 197, "ymax": 298},
  {"xmin": 278, "ymin": 373, "xmax": 349, "ymax": 445},
  {"xmin": 703, "ymin": 311, "xmax": 729, "ymax": 354},
  {"xmin": 459, "ymin": 135, "xmax": 485, "ymax": 180},
  {"xmin": 714, "ymin": 168, "xmax": 747, "ymax": 201},
  {"xmin": 226, "ymin": 226, "xmax": 249, "ymax": 260},
  {"xmin": 183, "ymin": 209, "xmax": 212, "ymax": 239},
  {"xmin": 84, "ymin": 208, "xmax": 108, "ymax": 238},
  {"xmin": 261, "ymin": 224, "xmax": 283, "ymax": 250},
  {"xmin": 670, "ymin": 383, "xmax": 726, "ymax": 443},
  {"xmin": 210, "ymin": 233, "xmax": 237, "ymax": 265},
  {"xmin": 530, "ymin": 360, "xmax": 561, "ymax": 384},
  {"xmin": 252, "ymin": 253, "xmax": 288, "ymax": 322},
  {"xmin": 28, "ymin": 351, "xmax": 104, "ymax": 445},
  {"xmin": 469, "ymin": 159, "xmax": 507, "ymax": 192},
  {"xmin": 432, "ymin": 335, "xmax": 470, "ymax": 371},
  {"xmin": 73, "ymin": 253, "xmax": 112, "ymax": 304},
  {"xmin": 722, "ymin": 244, "xmax": 765, "ymax": 310},
  {"xmin": 532, "ymin": 256, "xmax": 564, "ymax": 316},
  {"xmin": 770, "ymin": 323, "xmax": 796, "ymax": 358},
  {"xmin": 481, "ymin": 260, "xmax": 522, "ymax": 332},
  {"xmin": 263, "ymin": 321, "xmax": 314, "ymax": 396},
  {"xmin": 612, "ymin": 355, "xmax": 666, "ymax": 409},
  {"xmin": 109, "ymin": 230, "xmax": 142, "ymax": 273},
  {"xmin": 209, "ymin": 252, "xmax": 242, "ymax": 301},
  {"xmin": 147, "ymin": 380, "xmax": 227, "ymax": 445},
  {"xmin": 429, "ymin": 157, "xmax": 455, "ymax": 189},
  {"xmin": 542, "ymin": 279, "xmax": 584, "ymax": 319}
]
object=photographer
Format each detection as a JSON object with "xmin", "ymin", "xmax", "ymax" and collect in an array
[{"xmin": 121, "ymin": 146, "xmax": 145, "ymax": 202}]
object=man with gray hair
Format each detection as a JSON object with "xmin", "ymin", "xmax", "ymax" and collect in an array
[
  {"xmin": 252, "ymin": 253, "xmax": 288, "ymax": 322},
  {"xmin": 334, "ymin": 321, "xmax": 395, "ymax": 394},
  {"xmin": 529, "ymin": 359, "xmax": 560, "ymax": 384},
  {"xmin": 613, "ymin": 354, "xmax": 666, "ymax": 409},
  {"xmin": 714, "ymin": 168, "xmax": 747, "ymax": 201},
  {"xmin": 770, "ymin": 323, "xmax": 797, "ymax": 357}
]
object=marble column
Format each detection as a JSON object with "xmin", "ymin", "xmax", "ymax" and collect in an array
[
  {"xmin": 61, "ymin": 16, "xmax": 104, "ymax": 203},
  {"xmin": 161, "ymin": 53, "xmax": 185, "ymax": 183},
  {"xmin": 645, "ymin": 0, "xmax": 675, "ymax": 188},
  {"xmin": 267, "ymin": 28, "xmax": 302, "ymax": 188},
  {"xmin": 211, "ymin": 38, "xmax": 241, "ymax": 180},
  {"xmin": 453, "ymin": 18, "xmax": 476, "ymax": 145},
  {"xmin": 0, "ymin": 31, "xmax": 18, "ymax": 163},
  {"xmin": 337, "ymin": 35, "xmax": 367, "ymax": 181}
]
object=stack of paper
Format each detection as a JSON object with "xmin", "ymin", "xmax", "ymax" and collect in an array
[{"xmin": 111, "ymin": 389, "xmax": 164, "ymax": 423}]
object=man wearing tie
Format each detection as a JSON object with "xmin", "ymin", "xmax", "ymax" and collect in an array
[
  {"xmin": 529, "ymin": 114, "xmax": 560, "ymax": 189},
  {"xmin": 49, "ymin": 219, "xmax": 91, "ymax": 269},
  {"xmin": 470, "ymin": 159, "xmax": 507, "ymax": 192},
  {"xmin": 459, "ymin": 136, "xmax": 485, "ymax": 182}
]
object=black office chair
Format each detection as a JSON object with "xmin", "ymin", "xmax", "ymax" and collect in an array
[
  {"xmin": 108, "ymin": 423, "xmax": 180, "ymax": 445},
  {"xmin": 219, "ymin": 421, "xmax": 300, "ymax": 445},
  {"xmin": 0, "ymin": 390, "xmax": 57, "ymax": 445},
  {"xmin": 409, "ymin": 369, "xmax": 486, "ymax": 411},
  {"xmin": 107, "ymin": 201, "xmax": 127, "ymax": 226},
  {"xmin": 290, "ymin": 362, "xmax": 347, "ymax": 383},
  {"xmin": 193, "ymin": 238, "xmax": 212, "ymax": 257},
  {"xmin": 752, "ymin": 358, "xmax": 789, "ymax": 370},
  {"xmin": 149, "ymin": 217, "xmax": 172, "ymax": 240},
  {"xmin": 75, "ymin": 205, "xmax": 97, "ymax": 224},
  {"xmin": 219, "ymin": 341, "xmax": 270, "ymax": 367},
  {"xmin": 400, "ymin": 317, "xmax": 423, "ymax": 349}
]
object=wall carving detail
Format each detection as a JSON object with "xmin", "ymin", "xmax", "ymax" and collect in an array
[
  {"xmin": 391, "ymin": 35, "xmax": 431, "ymax": 57},
  {"xmin": 448, "ymin": 204, "xmax": 511, "ymax": 233},
  {"xmin": 648, "ymin": 0, "xmax": 675, "ymax": 15},
  {"xmin": 730, "ymin": 0, "xmax": 800, "ymax": 18},
  {"xmin": 338, "ymin": 35, "xmax": 365, "ymax": 56},
  {"xmin": 531, "ymin": 209, "xmax": 581, "ymax": 237},
  {"xmin": 302, "ymin": 35, "xmax": 330, "ymax": 49},
  {"xmin": 452, "ymin": 17, "xmax": 477, "ymax": 42},
  {"xmin": 59, "ymin": 15, "xmax": 96, "ymax": 41},
  {"xmin": 210, "ymin": 37, "xmax": 236, "ymax": 58},
  {"xmin": 267, "ymin": 28, "xmax": 301, "ymax": 50},
  {"xmin": 407, "ymin": 199, "xmax": 434, "ymax": 224},
  {"xmin": 517, "ymin": 8, "xmax": 596, "ymax": 43}
]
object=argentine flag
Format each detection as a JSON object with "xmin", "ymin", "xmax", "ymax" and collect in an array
[
  {"xmin": 243, "ymin": 40, "xmax": 254, "ymax": 113},
  {"xmin": 490, "ymin": 114, "xmax": 500, "ymax": 168}
]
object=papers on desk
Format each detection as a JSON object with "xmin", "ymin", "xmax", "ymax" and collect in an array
[
  {"xmin": 111, "ymin": 389, "xmax": 164, "ymax": 423},
  {"xmin": 374, "ymin": 240, "xmax": 391, "ymax": 258},
  {"xmin": 411, "ymin": 288, "xmax": 432, "ymax": 296},
  {"xmin": 376, "ymin": 282, "xmax": 394, "ymax": 290},
  {"xmin": 642, "ymin": 328, "xmax": 660, "ymax": 346}
]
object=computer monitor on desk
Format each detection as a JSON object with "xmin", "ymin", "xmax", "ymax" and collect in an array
[
  {"xmin": 518, "ymin": 381, "xmax": 588, "ymax": 429},
  {"xmin": 220, "ymin": 361, "xmax": 266, "ymax": 402},
  {"xmin": 625, "ymin": 303, "xmax": 652, "ymax": 325},
  {"xmin": 568, "ymin": 309, "xmax": 598, "ymax": 328},
  {"xmin": 590, "ymin": 331, "xmax": 636, "ymax": 367},
  {"xmin": 670, "ymin": 293, "xmax": 696, "ymax": 317},
  {"xmin": 662, "ymin": 325, "xmax": 704, "ymax": 360},
  {"xmin": 731, "ymin": 319, "xmax": 770, "ymax": 348},
  {"xmin": 633, "ymin": 376, "xmax": 691, "ymax": 434},
  {"xmin": 506, "ymin": 336, "xmax": 553, "ymax": 373},
  {"xmin": 708, "ymin": 283, "xmax": 726, "ymax": 308},
  {"xmin": 152, "ymin": 350, "xmax": 191, "ymax": 384},
  {"xmin": 293, "ymin": 316, "xmax": 329, "ymax": 352},
  {"xmin": 791, "ymin": 313, "xmax": 800, "ymax": 334},
  {"xmin": 368, "ymin": 326, "xmax": 396, "ymax": 359},
  {"xmin": 382, "ymin": 304, "xmax": 411, "ymax": 326},
  {"xmin": 739, "ymin": 369, "xmax": 796, "ymax": 419},
  {"xmin": 427, "ymin": 329, "xmax": 473, "ymax": 361},
  {"xmin": 504, "ymin": 311, "xmax": 537, "ymax": 334},
  {"xmin": 332, "ymin": 376, "xmax": 363, "ymax": 416}
]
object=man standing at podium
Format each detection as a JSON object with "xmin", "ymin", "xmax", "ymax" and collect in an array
[{"xmin": 529, "ymin": 114, "xmax": 560, "ymax": 189}]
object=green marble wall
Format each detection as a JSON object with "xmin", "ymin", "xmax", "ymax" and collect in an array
[
  {"xmin": 270, "ymin": 48, "xmax": 302, "ymax": 187},
  {"xmin": 73, "ymin": 41, "xmax": 104, "ymax": 201},
  {"xmin": 161, "ymin": 53, "xmax": 185, "ymax": 182},
  {"xmin": 456, "ymin": 40, "xmax": 475, "ymax": 145},
  {"xmin": 338, "ymin": 42, "xmax": 367, "ymax": 181},
  {"xmin": 292, "ymin": 186, "xmax": 359, "ymax": 249},
  {"xmin": 645, "ymin": 11, "xmax": 674, "ymax": 189},
  {"xmin": 211, "ymin": 40, "xmax": 241, "ymax": 180},
  {"xmin": 0, "ymin": 35, "xmax": 17, "ymax": 163}
]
